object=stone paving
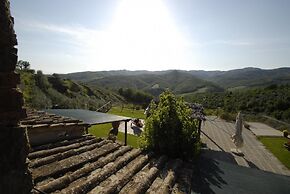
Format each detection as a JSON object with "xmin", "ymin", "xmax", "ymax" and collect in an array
[
  {"xmin": 247, "ymin": 122, "xmax": 283, "ymax": 137},
  {"xmin": 201, "ymin": 116, "xmax": 290, "ymax": 176}
]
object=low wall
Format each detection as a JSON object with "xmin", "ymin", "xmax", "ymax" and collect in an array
[{"xmin": 27, "ymin": 123, "xmax": 88, "ymax": 146}]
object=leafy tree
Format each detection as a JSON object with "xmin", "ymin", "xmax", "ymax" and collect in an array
[
  {"xmin": 118, "ymin": 87, "xmax": 153, "ymax": 105},
  {"xmin": 35, "ymin": 70, "xmax": 50, "ymax": 91},
  {"xmin": 139, "ymin": 91, "xmax": 200, "ymax": 158},
  {"xmin": 186, "ymin": 85, "xmax": 290, "ymax": 122},
  {"xmin": 17, "ymin": 60, "xmax": 31, "ymax": 70},
  {"xmin": 20, "ymin": 71, "xmax": 35, "ymax": 105},
  {"xmin": 18, "ymin": 67, "xmax": 123, "ymax": 110}
]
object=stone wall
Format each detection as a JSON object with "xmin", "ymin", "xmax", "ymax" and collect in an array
[
  {"xmin": 0, "ymin": 0, "xmax": 33, "ymax": 193},
  {"xmin": 21, "ymin": 110, "xmax": 88, "ymax": 146}
]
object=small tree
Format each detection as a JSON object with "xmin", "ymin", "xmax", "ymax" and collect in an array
[
  {"xmin": 139, "ymin": 91, "xmax": 200, "ymax": 158},
  {"xmin": 17, "ymin": 60, "xmax": 30, "ymax": 70}
]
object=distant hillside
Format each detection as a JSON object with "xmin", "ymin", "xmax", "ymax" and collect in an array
[
  {"xmin": 62, "ymin": 67, "xmax": 290, "ymax": 92},
  {"xmin": 183, "ymin": 84, "xmax": 290, "ymax": 123},
  {"xmin": 62, "ymin": 70, "xmax": 165, "ymax": 83},
  {"xmin": 189, "ymin": 67, "xmax": 290, "ymax": 88},
  {"xmin": 19, "ymin": 69, "xmax": 123, "ymax": 110},
  {"xmin": 63, "ymin": 70, "xmax": 223, "ymax": 96}
]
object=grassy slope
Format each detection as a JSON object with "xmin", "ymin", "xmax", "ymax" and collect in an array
[
  {"xmin": 19, "ymin": 70, "xmax": 123, "ymax": 110},
  {"xmin": 88, "ymin": 106, "xmax": 145, "ymax": 148},
  {"xmin": 86, "ymin": 70, "xmax": 223, "ymax": 95},
  {"xmin": 108, "ymin": 106, "xmax": 146, "ymax": 119},
  {"xmin": 88, "ymin": 124, "xmax": 139, "ymax": 148},
  {"xmin": 258, "ymin": 137, "xmax": 290, "ymax": 169}
]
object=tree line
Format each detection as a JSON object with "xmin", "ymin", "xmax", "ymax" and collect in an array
[
  {"xmin": 118, "ymin": 88, "xmax": 153, "ymax": 107},
  {"xmin": 184, "ymin": 85, "xmax": 290, "ymax": 122},
  {"xmin": 17, "ymin": 61, "xmax": 122, "ymax": 110}
]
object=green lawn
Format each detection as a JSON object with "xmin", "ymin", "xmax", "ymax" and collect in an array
[
  {"xmin": 88, "ymin": 123, "xmax": 139, "ymax": 148},
  {"xmin": 108, "ymin": 106, "xmax": 146, "ymax": 119},
  {"xmin": 258, "ymin": 137, "xmax": 290, "ymax": 169}
]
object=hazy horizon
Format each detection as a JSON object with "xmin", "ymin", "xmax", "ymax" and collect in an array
[
  {"xmin": 11, "ymin": 0, "xmax": 290, "ymax": 73},
  {"xmin": 61, "ymin": 66, "xmax": 290, "ymax": 75}
]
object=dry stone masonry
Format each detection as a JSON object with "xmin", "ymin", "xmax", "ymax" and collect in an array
[
  {"xmin": 0, "ymin": 0, "xmax": 32, "ymax": 193},
  {"xmin": 21, "ymin": 110, "xmax": 89, "ymax": 146}
]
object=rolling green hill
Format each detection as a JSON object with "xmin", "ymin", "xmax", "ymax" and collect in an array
[
  {"xmin": 62, "ymin": 67, "xmax": 290, "ymax": 94},
  {"xmin": 19, "ymin": 69, "xmax": 124, "ymax": 110},
  {"xmin": 190, "ymin": 67, "xmax": 290, "ymax": 88},
  {"xmin": 63, "ymin": 70, "xmax": 224, "ymax": 96}
]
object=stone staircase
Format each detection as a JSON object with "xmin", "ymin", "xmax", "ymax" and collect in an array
[{"xmin": 30, "ymin": 135, "xmax": 192, "ymax": 194}]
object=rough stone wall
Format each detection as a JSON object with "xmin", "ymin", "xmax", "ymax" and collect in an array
[{"xmin": 0, "ymin": 0, "xmax": 33, "ymax": 193}]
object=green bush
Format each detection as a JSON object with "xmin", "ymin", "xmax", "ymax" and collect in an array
[
  {"xmin": 139, "ymin": 91, "xmax": 200, "ymax": 158},
  {"xmin": 244, "ymin": 122, "xmax": 250, "ymax": 130},
  {"xmin": 283, "ymin": 130, "xmax": 289, "ymax": 138},
  {"xmin": 220, "ymin": 111, "xmax": 236, "ymax": 121}
]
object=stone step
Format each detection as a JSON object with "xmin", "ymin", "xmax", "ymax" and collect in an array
[{"xmin": 35, "ymin": 146, "xmax": 132, "ymax": 193}]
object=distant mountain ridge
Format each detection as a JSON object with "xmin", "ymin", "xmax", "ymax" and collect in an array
[
  {"xmin": 62, "ymin": 70, "xmax": 224, "ymax": 95},
  {"xmin": 202, "ymin": 67, "xmax": 290, "ymax": 88},
  {"xmin": 61, "ymin": 67, "xmax": 290, "ymax": 94}
]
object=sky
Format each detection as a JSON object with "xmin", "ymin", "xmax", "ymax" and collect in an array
[{"xmin": 10, "ymin": 0, "xmax": 290, "ymax": 73}]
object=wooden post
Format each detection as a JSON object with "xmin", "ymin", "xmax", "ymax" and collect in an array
[
  {"xmin": 125, "ymin": 121, "xmax": 128, "ymax": 146},
  {"xmin": 198, "ymin": 119, "xmax": 202, "ymax": 140}
]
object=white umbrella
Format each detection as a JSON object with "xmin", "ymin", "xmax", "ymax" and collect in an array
[{"xmin": 231, "ymin": 112, "xmax": 244, "ymax": 155}]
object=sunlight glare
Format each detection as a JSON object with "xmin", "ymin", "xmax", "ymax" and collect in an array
[{"xmin": 89, "ymin": 0, "xmax": 188, "ymax": 70}]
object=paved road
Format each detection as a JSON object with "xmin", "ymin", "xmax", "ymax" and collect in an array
[{"xmin": 201, "ymin": 116, "xmax": 290, "ymax": 176}]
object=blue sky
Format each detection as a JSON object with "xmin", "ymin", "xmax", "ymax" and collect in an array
[{"xmin": 11, "ymin": 0, "xmax": 290, "ymax": 73}]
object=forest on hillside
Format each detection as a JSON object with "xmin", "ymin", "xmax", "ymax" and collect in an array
[
  {"xmin": 17, "ymin": 61, "xmax": 154, "ymax": 110},
  {"xmin": 18, "ymin": 61, "xmax": 290, "ymax": 124},
  {"xmin": 183, "ymin": 85, "xmax": 290, "ymax": 122},
  {"xmin": 17, "ymin": 62, "xmax": 123, "ymax": 110}
]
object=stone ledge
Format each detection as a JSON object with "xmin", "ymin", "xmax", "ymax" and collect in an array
[
  {"xmin": 0, "ymin": 109, "xmax": 27, "ymax": 126},
  {"xmin": 0, "ymin": 49, "xmax": 17, "ymax": 72},
  {"xmin": 0, "ymin": 88, "xmax": 24, "ymax": 111},
  {"xmin": 0, "ymin": 72, "xmax": 20, "ymax": 88}
]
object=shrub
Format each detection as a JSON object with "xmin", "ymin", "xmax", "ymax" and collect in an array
[
  {"xmin": 284, "ymin": 141, "xmax": 290, "ymax": 150},
  {"xmin": 220, "ymin": 111, "xmax": 236, "ymax": 121},
  {"xmin": 244, "ymin": 122, "xmax": 250, "ymax": 130},
  {"xmin": 283, "ymin": 130, "xmax": 289, "ymax": 138},
  {"xmin": 139, "ymin": 91, "xmax": 200, "ymax": 158}
]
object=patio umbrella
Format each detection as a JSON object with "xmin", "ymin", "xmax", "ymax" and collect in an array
[{"xmin": 231, "ymin": 112, "xmax": 244, "ymax": 155}]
